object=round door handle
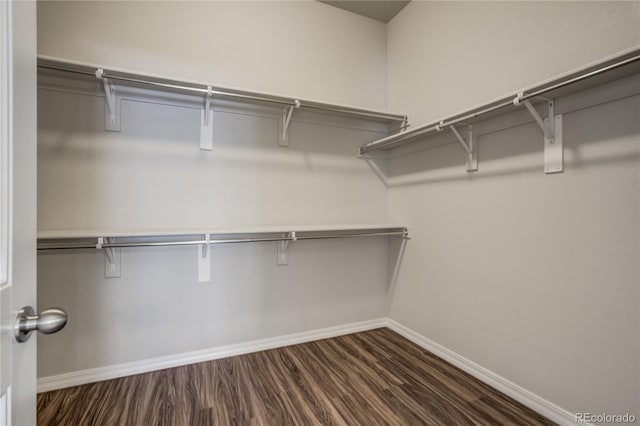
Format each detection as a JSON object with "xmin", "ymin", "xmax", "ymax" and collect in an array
[{"xmin": 14, "ymin": 306, "xmax": 68, "ymax": 343}]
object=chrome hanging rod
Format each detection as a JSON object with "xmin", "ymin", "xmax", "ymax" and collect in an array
[
  {"xmin": 519, "ymin": 53, "xmax": 640, "ymax": 102},
  {"xmin": 37, "ymin": 59, "xmax": 407, "ymax": 123},
  {"xmin": 37, "ymin": 229, "xmax": 409, "ymax": 251},
  {"xmin": 360, "ymin": 48, "xmax": 640, "ymax": 154}
]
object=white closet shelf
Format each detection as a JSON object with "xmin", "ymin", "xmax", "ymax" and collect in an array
[
  {"xmin": 37, "ymin": 56, "xmax": 408, "ymax": 124},
  {"xmin": 359, "ymin": 45, "xmax": 640, "ymax": 171},
  {"xmin": 37, "ymin": 225, "xmax": 409, "ymax": 250},
  {"xmin": 38, "ymin": 226, "xmax": 408, "ymax": 281}
]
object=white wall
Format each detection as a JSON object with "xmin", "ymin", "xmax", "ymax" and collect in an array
[
  {"xmin": 37, "ymin": 0, "xmax": 388, "ymax": 111},
  {"xmin": 36, "ymin": 87, "xmax": 388, "ymax": 231},
  {"xmin": 386, "ymin": 0, "xmax": 640, "ymax": 420},
  {"xmin": 36, "ymin": 1, "xmax": 394, "ymax": 378},
  {"xmin": 388, "ymin": 1, "xmax": 640, "ymax": 124}
]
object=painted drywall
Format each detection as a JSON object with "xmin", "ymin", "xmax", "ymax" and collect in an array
[
  {"xmin": 386, "ymin": 1, "xmax": 640, "ymax": 420},
  {"xmin": 37, "ymin": 0, "xmax": 388, "ymax": 111},
  {"xmin": 388, "ymin": 1, "xmax": 640, "ymax": 125},
  {"xmin": 36, "ymin": 89, "xmax": 388, "ymax": 231},
  {"xmin": 36, "ymin": 1, "xmax": 394, "ymax": 377}
]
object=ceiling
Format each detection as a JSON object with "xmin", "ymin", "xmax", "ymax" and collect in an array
[{"xmin": 317, "ymin": 1, "xmax": 411, "ymax": 23}]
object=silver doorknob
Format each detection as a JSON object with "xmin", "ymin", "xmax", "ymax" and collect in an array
[{"xmin": 14, "ymin": 306, "xmax": 68, "ymax": 343}]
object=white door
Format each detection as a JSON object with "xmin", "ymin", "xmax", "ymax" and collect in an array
[{"xmin": 1, "ymin": 2, "xmax": 66, "ymax": 425}]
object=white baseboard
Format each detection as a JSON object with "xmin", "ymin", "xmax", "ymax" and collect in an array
[
  {"xmin": 38, "ymin": 317, "xmax": 587, "ymax": 426},
  {"xmin": 37, "ymin": 318, "xmax": 387, "ymax": 393},
  {"xmin": 386, "ymin": 319, "xmax": 585, "ymax": 426}
]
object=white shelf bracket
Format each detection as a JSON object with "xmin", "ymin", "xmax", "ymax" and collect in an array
[
  {"xmin": 96, "ymin": 237, "xmax": 113, "ymax": 263},
  {"xmin": 277, "ymin": 231, "xmax": 296, "ymax": 266},
  {"xmin": 280, "ymin": 100, "xmax": 300, "ymax": 147},
  {"xmin": 198, "ymin": 233, "xmax": 211, "ymax": 282},
  {"xmin": 200, "ymin": 86, "xmax": 214, "ymax": 151},
  {"xmin": 517, "ymin": 95, "xmax": 563, "ymax": 174},
  {"xmin": 97, "ymin": 237, "xmax": 121, "ymax": 278},
  {"xmin": 95, "ymin": 69, "xmax": 121, "ymax": 132},
  {"xmin": 400, "ymin": 116, "xmax": 409, "ymax": 132},
  {"xmin": 449, "ymin": 125, "xmax": 478, "ymax": 172}
]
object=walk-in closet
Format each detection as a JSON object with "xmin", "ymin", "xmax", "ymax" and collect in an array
[{"xmin": 1, "ymin": 1, "xmax": 638, "ymax": 425}]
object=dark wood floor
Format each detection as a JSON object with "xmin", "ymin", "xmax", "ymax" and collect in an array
[{"xmin": 38, "ymin": 328, "xmax": 555, "ymax": 425}]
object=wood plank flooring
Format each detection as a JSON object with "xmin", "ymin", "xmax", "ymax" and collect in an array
[{"xmin": 38, "ymin": 328, "xmax": 556, "ymax": 425}]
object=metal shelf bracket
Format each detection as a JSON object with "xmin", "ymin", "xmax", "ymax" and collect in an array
[
  {"xmin": 515, "ymin": 94, "xmax": 563, "ymax": 174},
  {"xmin": 198, "ymin": 233, "xmax": 211, "ymax": 282},
  {"xmin": 449, "ymin": 124, "xmax": 478, "ymax": 172},
  {"xmin": 95, "ymin": 69, "xmax": 121, "ymax": 132},
  {"xmin": 200, "ymin": 86, "xmax": 214, "ymax": 151},
  {"xmin": 280, "ymin": 100, "xmax": 300, "ymax": 147},
  {"xmin": 277, "ymin": 231, "xmax": 296, "ymax": 265}
]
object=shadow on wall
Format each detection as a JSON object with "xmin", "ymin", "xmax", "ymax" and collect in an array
[
  {"xmin": 36, "ymin": 81, "xmax": 394, "ymax": 230},
  {"xmin": 365, "ymin": 76, "xmax": 640, "ymax": 188},
  {"xmin": 37, "ymin": 89, "xmax": 394, "ymax": 179},
  {"xmin": 387, "ymin": 235, "xmax": 408, "ymax": 310},
  {"xmin": 37, "ymin": 76, "xmax": 393, "ymax": 154},
  {"xmin": 36, "ymin": 234, "xmax": 400, "ymax": 376}
]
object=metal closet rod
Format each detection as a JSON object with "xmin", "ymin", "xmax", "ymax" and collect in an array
[
  {"xmin": 37, "ymin": 63, "xmax": 407, "ymax": 123},
  {"xmin": 359, "ymin": 51, "xmax": 640, "ymax": 153},
  {"xmin": 37, "ymin": 229, "xmax": 409, "ymax": 251}
]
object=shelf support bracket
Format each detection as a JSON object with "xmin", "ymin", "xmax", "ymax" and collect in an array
[
  {"xmin": 277, "ymin": 232, "xmax": 296, "ymax": 266},
  {"xmin": 97, "ymin": 237, "xmax": 121, "ymax": 278},
  {"xmin": 95, "ymin": 69, "xmax": 121, "ymax": 132},
  {"xmin": 97, "ymin": 237, "xmax": 113, "ymax": 264},
  {"xmin": 517, "ymin": 95, "xmax": 563, "ymax": 174},
  {"xmin": 200, "ymin": 86, "xmax": 214, "ymax": 151},
  {"xmin": 280, "ymin": 100, "xmax": 300, "ymax": 147},
  {"xmin": 449, "ymin": 125, "xmax": 478, "ymax": 172},
  {"xmin": 400, "ymin": 116, "xmax": 409, "ymax": 132},
  {"xmin": 198, "ymin": 233, "xmax": 211, "ymax": 282}
]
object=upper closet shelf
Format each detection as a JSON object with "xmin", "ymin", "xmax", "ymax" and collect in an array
[
  {"xmin": 360, "ymin": 46, "xmax": 640, "ymax": 174},
  {"xmin": 38, "ymin": 56, "xmax": 408, "ymax": 149}
]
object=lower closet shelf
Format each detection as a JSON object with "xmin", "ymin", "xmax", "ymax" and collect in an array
[
  {"xmin": 37, "ymin": 225, "xmax": 409, "ymax": 282},
  {"xmin": 37, "ymin": 225, "xmax": 409, "ymax": 250}
]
